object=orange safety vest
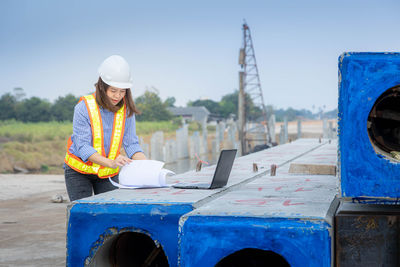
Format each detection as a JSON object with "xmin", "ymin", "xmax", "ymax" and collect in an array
[{"xmin": 64, "ymin": 94, "xmax": 126, "ymax": 178}]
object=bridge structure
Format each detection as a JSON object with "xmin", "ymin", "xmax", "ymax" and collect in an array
[{"xmin": 67, "ymin": 53, "xmax": 400, "ymax": 266}]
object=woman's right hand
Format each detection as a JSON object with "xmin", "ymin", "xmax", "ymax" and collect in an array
[
  {"xmin": 89, "ymin": 152, "xmax": 133, "ymax": 169},
  {"xmin": 108, "ymin": 155, "xmax": 133, "ymax": 168}
]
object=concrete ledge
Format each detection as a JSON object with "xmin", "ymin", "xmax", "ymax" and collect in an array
[{"xmin": 289, "ymin": 163, "xmax": 336, "ymax": 175}]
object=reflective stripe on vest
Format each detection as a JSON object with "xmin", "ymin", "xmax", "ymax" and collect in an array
[{"xmin": 64, "ymin": 94, "xmax": 126, "ymax": 178}]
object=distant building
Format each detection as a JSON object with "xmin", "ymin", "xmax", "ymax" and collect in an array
[{"xmin": 167, "ymin": 106, "xmax": 210, "ymax": 123}]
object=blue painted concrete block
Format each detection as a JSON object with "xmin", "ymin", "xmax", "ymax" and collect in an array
[
  {"xmin": 179, "ymin": 142, "xmax": 338, "ymax": 267},
  {"xmin": 179, "ymin": 216, "xmax": 332, "ymax": 267},
  {"xmin": 338, "ymin": 52, "xmax": 400, "ymax": 198},
  {"xmin": 67, "ymin": 201, "xmax": 192, "ymax": 266}
]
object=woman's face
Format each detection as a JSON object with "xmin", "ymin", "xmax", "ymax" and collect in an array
[{"xmin": 106, "ymin": 86, "xmax": 126, "ymax": 105}]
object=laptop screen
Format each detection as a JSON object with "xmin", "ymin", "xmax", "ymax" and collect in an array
[{"xmin": 210, "ymin": 149, "xmax": 237, "ymax": 189}]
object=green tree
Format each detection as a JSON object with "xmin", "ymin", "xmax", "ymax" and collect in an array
[
  {"xmin": 51, "ymin": 94, "xmax": 80, "ymax": 121},
  {"xmin": 219, "ymin": 90, "xmax": 263, "ymax": 120},
  {"xmin": 135, "ymin": 91, "xmax": 173, "ymax": 121},
  {"xmin": 16, "ymin": 97, "xmax": 52, "ymax": 122},
  {"xmin": 188, "ymin": 99, "xmax": 220, "ymax": 114},
  {"xmin": 219, "ymin": 92, "xmax": 238, "ymax": 118},
  {"xmin": 0, "ymin": 93, "xmax": 17, "ymax": 120},
  {"xmin": 274, "ymin": 107, "xmax": 316, "ymax": 122},
  {"xmin": 164, "ymin": 97, "xmax": 176, "ymax": 107},
  {"xmin": 285, "ymin": 107, "xmax": 297, "ymax": 121},
  {"xmin": 247, "ymin": 103, "xmax": 263, "ymax": 121}
]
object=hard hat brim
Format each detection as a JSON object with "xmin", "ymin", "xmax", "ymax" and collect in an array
[{"xmin": 101, "ymin": 77, "xmax": 133, "ymax": 89}]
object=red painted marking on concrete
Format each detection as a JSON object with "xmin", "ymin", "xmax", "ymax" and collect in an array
[
  {"xmin": 159, "ymin": 188, "xmax": 172, "ymax": 191},
  {"xmin": 132, "ymin": 190, "xmax": 157, "ymax": 194},
  {"xmin": 195, "ymin": 153, "xmax": 209, "ymax": 165},
  {"xmin": 295, "ymin": 187, "xmax": 312, "ymax": 192},
  {"xmin": 283, "ymin": 200, "xmax": 304, "ymax": 206},
  {"xmin": 258, "ymin": 187, "xmax": 263, "ymax": 191},
  {"xmin": 305, "ymin": 179, "xmax": 311, "ymax": 182},
  {"xmin": 171, "ymin": 190, "xmax": 188, "ymax": 195},
  {"xmin": 136, "ymin": 189, "xmax": 165, "ymax": 194},
  {"xmin": 275, "ymin": 186, "xmax": 283, "ymax": 191}
]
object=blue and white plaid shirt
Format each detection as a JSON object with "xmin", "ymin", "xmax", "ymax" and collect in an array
[{"xmin": 68, "ymin": 100, "xmax": 143, "ymax": 162}]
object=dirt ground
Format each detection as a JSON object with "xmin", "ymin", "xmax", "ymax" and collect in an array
[{"xmin": 0, "ymin": 174, "xmax": 68, "ymax": 267}]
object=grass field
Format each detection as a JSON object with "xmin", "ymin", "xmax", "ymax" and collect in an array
[
  {"xmin": 0, "ymin": 120, "xmax": 72, "ymax": 142},
  {"xmin": 0, "ymin": 120, "xmax": 200, "ymax": 174},
  {"xmin": 0, "ymin": 120, "xmax": 185, "ymax": 141}
]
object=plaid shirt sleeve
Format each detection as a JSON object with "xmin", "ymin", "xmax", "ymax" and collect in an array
[{"xmin": 70, "ymin": 101, "xmax": 97, "ymax": 162}]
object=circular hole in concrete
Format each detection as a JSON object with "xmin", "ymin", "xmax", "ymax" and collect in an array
[
  {"xmin": 215, "ymin": 248, "xmax": 290, "ymax": 267},
  {"xmin": 367, "ymin": 85, "xmax": 400, "ymax": 160},
  {"xmin": 88, "ymin": 231, "xmax": 169, "ymax": 267},
  {"xmin": 110, "ymin": 232, "xmax": 169, "ymax": 267}
]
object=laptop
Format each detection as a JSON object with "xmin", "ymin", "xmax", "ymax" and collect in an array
[{"xmin": 172, "ymin": 149, "xmax": 237, "ymax": 189}]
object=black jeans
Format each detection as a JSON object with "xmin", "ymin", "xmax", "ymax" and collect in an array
[{"xmin": 64, "ymin": 165, "xmax": 118, "ymax": 201}]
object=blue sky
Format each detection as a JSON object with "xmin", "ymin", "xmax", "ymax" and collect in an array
[{"xmin": 1, "ymin": 0, "xmax": 399, "ymax": 112}]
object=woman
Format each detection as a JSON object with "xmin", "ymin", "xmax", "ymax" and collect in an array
[{"xmin": 64, "ymin": 55, "xmax": 146, "ymax": 201}]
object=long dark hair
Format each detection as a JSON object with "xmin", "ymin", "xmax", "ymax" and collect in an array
[{"xmin": 94, "ymin": 77, "xmax": 140, "ymax": 117}]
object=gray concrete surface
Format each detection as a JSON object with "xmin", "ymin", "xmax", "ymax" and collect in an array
[{"xmin": 0, "ymin": 174, "xmax": 68, "ymax": 267}]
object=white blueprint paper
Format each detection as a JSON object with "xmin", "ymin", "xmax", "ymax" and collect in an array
[{"xmin": 109, "ymin": 160, "xmax": 175, "ymax": 188}]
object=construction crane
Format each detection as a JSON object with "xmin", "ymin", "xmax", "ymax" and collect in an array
[{"xmin": 238, "ymin": 21, "xmax": 271, "ymax": 155}]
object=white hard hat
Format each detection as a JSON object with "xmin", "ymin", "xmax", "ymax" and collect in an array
[{"xmin": 98, "ymin": 55, "xmax": 133, "ymax": 89}]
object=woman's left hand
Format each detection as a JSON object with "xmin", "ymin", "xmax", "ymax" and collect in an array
[{"xmin": 132, "ymin": 152, "xmax": 147, "ymax": 160}]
